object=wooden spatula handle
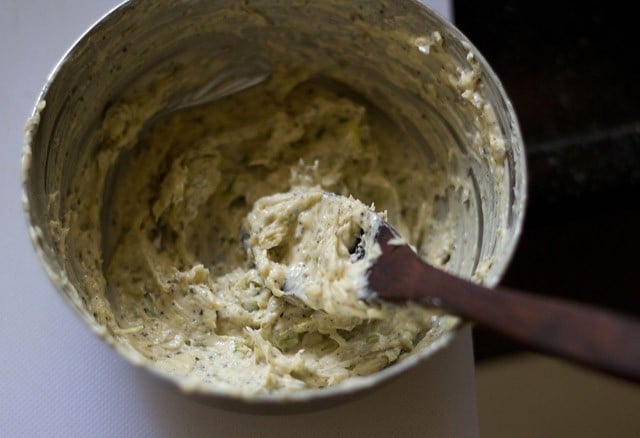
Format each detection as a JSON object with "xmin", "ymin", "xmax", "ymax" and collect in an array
[{"xmin": 369, "ymin": 229, "xmax": 640, "ymax": 383}]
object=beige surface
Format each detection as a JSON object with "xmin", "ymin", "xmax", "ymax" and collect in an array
[{"xmin": 476, "ymin": 353, "xmax": 640, "ymax": 437}]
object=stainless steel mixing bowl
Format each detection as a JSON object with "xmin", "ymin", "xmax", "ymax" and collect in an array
[{"xmin": 22, "ymin": 0, "xmax": 526, "ymax": 413}]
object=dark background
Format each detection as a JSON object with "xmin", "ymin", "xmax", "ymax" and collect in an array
[{"xmin": 453, "ymin": 0, "xmax": 640, "ymax": 361}]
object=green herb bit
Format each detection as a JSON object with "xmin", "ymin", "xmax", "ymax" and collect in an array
[
  {"xmin": 242, "ymin": 301, "xmax": 260, "ymax": 312},
  {"xmin": 327, "ymin": 152, "xmax": 340, "ymax": 167},
  {"xmin": 397, "ymin": 176, "xmax": 409, "ymax": 185},
  {"xmin": 366, "ymin": 333, "xmax": 380, "ymax": 344},
  {"xmin": 248, "ymin": 280, "xmax": 264, "ymax": 296},
  {"xmin": 223, "ymin": 176, "xmax": 236, "ymax": 196},
  {"xmin": 277, "ymin": 332, "xmax": 299, "ymax": 351},
  {"xmin": 384, "ymin": 348, "xmax": 401, "ymax": 363},
  {"xmin": 233, "ymin": 340, "xmax": 250, "ymax": 355}
]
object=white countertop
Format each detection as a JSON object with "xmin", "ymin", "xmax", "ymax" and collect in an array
[{"xmin": 0, "ymin": 1, "xmax": 479, "ymax": 437}]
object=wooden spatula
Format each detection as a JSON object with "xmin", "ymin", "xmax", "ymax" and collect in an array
[{"xmin": 368, "ymin": 221, "xmax": 640, "ymax": 383}]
